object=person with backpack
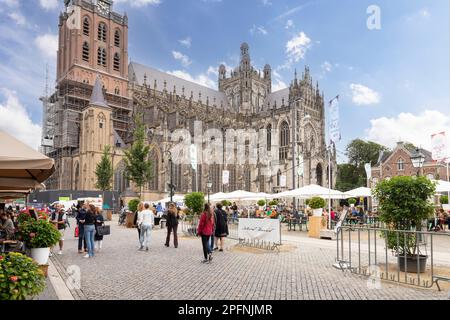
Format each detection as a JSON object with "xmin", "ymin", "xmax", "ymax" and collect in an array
[
  {"xmin": 197, "ymin": 203, "xmax": 215, "ymax": 263},
  {"xmin": 214, "ymin": 203, "xmax": 229, "ymax": 252},
  {"xmin": 51, "ymin": 204, "xmax": 67, "ymax": 255},
  {"xmin": 165, "ymin": 202, "xmax": 179, "ymax": 248}
]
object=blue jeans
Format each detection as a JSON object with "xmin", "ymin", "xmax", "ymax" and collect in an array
[
  {"xmin": 84, "ymin": 224, "xmax": 95, "ymax": 257},
  {"xmin": 140, "ymin": 224, "xmax": 152, "ymax": 248}
]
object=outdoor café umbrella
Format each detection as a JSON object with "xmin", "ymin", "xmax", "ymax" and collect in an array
[
  {"xmin": 0, "ymin": 131, "xmax": 54, "ymax": 190},
  {"xmin": 221, "ymin": 190, "xmax": 256, "ymax": 201},
  {"xmin": 278, "ymin": 184, "xmax": 347, "ymax": 199},
  {"xmin": 344, "ymin": 187, "xmax": 372, "ymax": 198}
]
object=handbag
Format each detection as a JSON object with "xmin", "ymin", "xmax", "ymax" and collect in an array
[
  {"xmin": 74, "ymin": 226, "xmax": 79, "ymax": 238},
  {"xmin": 97, "ymin": 225, "xmax": 110, "ymax": 236}
]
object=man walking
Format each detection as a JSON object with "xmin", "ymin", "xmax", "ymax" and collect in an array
[{"xmin": 51, "ymin": 205, "xmax": 67, "ymax": 255}]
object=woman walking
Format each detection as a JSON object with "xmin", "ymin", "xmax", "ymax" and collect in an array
[
  {"xmin": 165, "ymin": 203, "xmax": 179, "ymax": 248},
  {"xmin": 94, "ymin": 207, "xmax": 105, "ymax": 252},
  {"xmin": 134, "ymin": 202, "xmax": 144, "ymax": 247},
  {"xmin": 137, "ymin": 203, "xmax": 154, "ymax": 251},
  {"xmin": 83, "ymin": 204, "xmax": 97, "ymax": 258},
  {"xmin": 197, "ymin": 203, "xmax": 215, "ymax": 263},
  {"xmin": 214, "ymin": 203, "xmax": 229, "ymax": 252}
]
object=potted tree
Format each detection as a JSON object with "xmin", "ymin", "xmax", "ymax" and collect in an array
[
  {"xmin": 127, "ymin": 198, "xmax": 140, "ymax": 228},
  {"xmin": 348, "ymin": 198, "xmax": 357, "ymax": 207},
  {"xmin": 184, "ymin": 192, "xmax": 205, "ymax": 236},
  {"xmin": 309, "ymin": 197, "xmax": 326, "ymax": 216},
  {"xmin": 0, "ymin": 252, "xmax": 46, "ymax": 300},
  {"xmin": 19, "ymin": 219, "xmax": 61, "ymax": 265},
  {"xmin": 373, "ymin": 176, "xmax": 435, "ymax": 273}
]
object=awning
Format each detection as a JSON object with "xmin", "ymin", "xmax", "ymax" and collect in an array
[
  {"xmin": 0, "ymin": 131, "xmax": 55, "ymax": 189},
  {"xmin": 344, "ymin": 187, "xmax": 372, "ymax": 198}
]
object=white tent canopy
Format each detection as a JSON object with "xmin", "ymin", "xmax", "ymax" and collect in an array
[
  {"xmin": 155, "ymin": 195, "xmax": 185, "ymax": 204},
  {"xmin": 433, "ymin": 180, "xmax": 450, "ymax": 193},
  {"xmin": 275, "ymin": 184, "xmax": 347, "ymax": 199},
  {"xmin": 345, "ymin": 187, "xmax": 372, "ymax": 198}
]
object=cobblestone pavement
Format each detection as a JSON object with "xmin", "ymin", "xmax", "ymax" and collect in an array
[{"xmin": 50, "ymin": 217, "xmax": 448, "ymax": 300}]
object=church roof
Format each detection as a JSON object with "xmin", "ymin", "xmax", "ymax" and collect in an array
[
  {"xmin": 129, "ymin": 62, "xmax": 231, "ymax": 110},
  {"xmin": 90, "ymin": 75, "xmax": 109, "ymax": 108},
  {"xmin": 264, "ymin": 88, "xmax": 289, "ymax": 110}
]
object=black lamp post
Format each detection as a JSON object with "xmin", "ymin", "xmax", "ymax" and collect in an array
[
  {"xmin": 165, "ymin": 150, "xmax": 174, "ymax": 202},
  {"xmin": 411, "ymin": 148, "xmax": 425, "ymax": 176},
  {"xmin": 207, "ymin": 180, "xmax": 212, "ymax": 204}
]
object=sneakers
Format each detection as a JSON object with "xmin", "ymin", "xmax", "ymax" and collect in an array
[
  {"xmin": 201, "ymin": 259, "xmax": 208, "ymax": 263},
  {"xmin": 219, "ymin": 249, "xmax": 223, "ymax": 252},
  {"xmin": 208, "ymin": 253, "xmax": 213, "ymax": 262},
  {"xmin": 139, "ymin": 246, "xmax": 144, "ymax": 251},
  {"xmin": 49, "ymin": 252, "xmax": 53, "ymax": 257},
  {"xmin": 83, "ymin": 254, "xmax": 90, "ymax": 258},
  {"xmin": 213, "ymin": 247, "xmax": 219, "ymax": 251},
  {"xmin": 58, "ymin": 250, "xmax": 63, "ymax": 255}
]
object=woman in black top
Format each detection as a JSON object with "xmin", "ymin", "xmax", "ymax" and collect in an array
[
  {"xmin": 94, "ymin": 207, "xmax": 105, "ymax": 252},
  {"xmin": 165, "ymin": 203, "xmax": 179, "ymax": 248},
  {"xmin": 214, "ymin": 203, "xmax": 229, "ymax": 252},
  {"xmin": 83, "ymin": 204, "xmax": 96, "ymax": 258}
]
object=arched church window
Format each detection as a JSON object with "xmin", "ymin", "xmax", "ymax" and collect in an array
[
  {"xmin": 83, "ymin": 17, "xmax": 90, "ymax": 36},
  {"xmin": 82, "ymin": 42, "xmax": 89, "ymax": 62},
  {"xmin": 113, "ymin": 53, "xmax": 120, "ymax": 71},
  {"xmin": 114, "ymin": 30, "xmax": 120, "ymax": 47},
  {"xmin": 97, "ymin": 47, "xmax": 107, "ymax": 67},
  {"xmin": 98, "ymin": 22, "xmax": 107, "ymax": 42},
  {"xmin": 279, "ymin": 121, "xmax": 289, "ymax": 160}
]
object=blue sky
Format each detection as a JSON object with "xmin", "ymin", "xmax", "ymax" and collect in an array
[{"xmin": 0, "ymin": 0, "xmax": 449, "ymax": 162}]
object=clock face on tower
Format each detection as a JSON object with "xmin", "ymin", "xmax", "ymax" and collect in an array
[{"xmin": 97, "ymin": 0, "xmax": 110, "ymax": 15}]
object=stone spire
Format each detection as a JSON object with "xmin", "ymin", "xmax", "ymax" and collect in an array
[{"xmin": 90, "ymin": 75, "xmax": 108, "ymax": 108}]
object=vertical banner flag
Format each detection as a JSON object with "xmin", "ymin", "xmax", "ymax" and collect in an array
[
  {"xmin": 431, "ymin": 132, "xmax": 447, "ymax": 161},
  {"xmin": 329, "ymin": 96, "xmax": 341, "ymax": 144},
  {"xmin": 364, "ymin": 163, "xmax": 372, "ymax": 180},
  {"xmin": 222, "ymin": 170, "xmax": 229, "ymax": 185},
  {"xmin": 280, "ymin": 175, "xmax": 287, "ymax": 187},
  {"xmin": 190, "ymin": 144, "xmax": 197, "ymax": 170},
  {"xmin": 297, "ymin": 154, "xmax": 304, "ymax": 176}
]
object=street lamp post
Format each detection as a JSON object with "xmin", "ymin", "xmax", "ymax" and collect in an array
[
  {"xmin": 165, "ymin": 150, "xmax": 174, "ymax": 203},
  {"xmin": 411, "ymin": 148, "xmax": 426, "ymax": 176},
  {"xmin": 207, "ymin": 180, "xmax": 212, "ymax": 204}
]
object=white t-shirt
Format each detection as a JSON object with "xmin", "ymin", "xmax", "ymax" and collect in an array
[{"xmin": 137, "ymin": 209, "xmax": 154, "ymax": 227}]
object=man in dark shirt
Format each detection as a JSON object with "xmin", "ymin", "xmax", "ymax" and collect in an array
[{"xmin": 76, "ymin": 203, "xmax": 88, "ymax": 253}]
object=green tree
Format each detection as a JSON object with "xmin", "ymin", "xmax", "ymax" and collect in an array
[
  {"xmin": 346, "ymin": 139, "xmax": 388, "ymax": 169},
  {"xmin": 123, "ymin": 115, "xmax": 153, "ymax": 198},
  {"xmin": 185, "ymin": 192, "xmax": 205, "ymax": 215},
  {"xmin": 336, "ymin": 139, "xmax": 389, "ymax": 191},
  {"xmin": 95, "ymin": 145, "xmax": 113, "ymax": 191},
  {"xmin": 335, "ymin": 163, "xmax": 362, "ymax": 191}
]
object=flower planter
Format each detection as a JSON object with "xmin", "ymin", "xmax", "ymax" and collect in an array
[
  {"xmin": 312, "ymin": 208, "xmax": 323, "ymax": 216},
  {"xmin": 30, "ymin": 247, "xmax": 50, "ymax": 265},
  {"xmin": 397, "ymin": 254, "xmax": 427, "ymax": 273}
]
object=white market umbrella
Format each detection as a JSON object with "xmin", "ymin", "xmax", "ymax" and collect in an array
[
  {"xmin": 433, "ymin": 180, "xmax": 450, "ymax": 193},
  {"xmin": 208, "ymin": 192, "xmax": 227, "ymax": 201},
  {"xmin": 345, "ymin": 187, "xmax": 372, "ymax": 198},
  {"xmin": 278, "ymin": 184, "xmax": 346, "ymax": 199},
  {"xmin": 223, "ymin": 190, "xmax": 256, "ymax": 200},
  {"xmin": 156, "ymin": 194, "xmax": 185, "ymax": 203}
]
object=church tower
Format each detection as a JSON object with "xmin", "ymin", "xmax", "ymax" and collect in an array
[
  {"xmin": 79, "ymin": 76, "xmax": 114, "ymax": 190},
  {"xmin": 44, "ymin": 0, "xmax": 130, "ymax": 190}
]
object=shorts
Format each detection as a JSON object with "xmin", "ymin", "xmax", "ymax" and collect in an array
[{"xmin": 58, "ymin": 229, "xmax": 65, "ymax": 241}]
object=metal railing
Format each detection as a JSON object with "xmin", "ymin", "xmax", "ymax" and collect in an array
[
  {"xmin": 179, "ymin": 215, "xmax": 239, "ymax": 240},
  {"xmin": 335, "ymin": 225, "xmax": 450, "ymax": 290}
]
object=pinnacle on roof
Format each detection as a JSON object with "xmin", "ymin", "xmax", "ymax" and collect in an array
[{"xmin": 90, "ymin": 75, "xmax": 108, "ymax": 108}]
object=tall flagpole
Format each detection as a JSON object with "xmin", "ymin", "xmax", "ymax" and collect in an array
[{"xmin": 328, "ymin": 95, "xmax": 340, "ymax": 230}]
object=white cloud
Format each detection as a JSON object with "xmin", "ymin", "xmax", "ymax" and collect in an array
[
  {"xmin": 35, "ymin": 33, "xmax": 58, "ymax": 59},
  {"xmin": 172, "ymin": 51, "xmax": 192, "ymax": 67},
  {"xmin": 285, "ymin": 19, "xmax": 294, "ymax": 29},
  {"xmin": 178, "ymin": 37, "xmax": 191, "ymax": 48},
  {"xmin": 321, "ymin": 61, "xmax": 332, "ymax": 73},
  {"xmin": 250, "ymin": 25, "xmax": 268, "ymax": 36},
  {"xmin": 0, "ymin": 0, "xmax": 19, "ymax": 8},
  {"xmin": 0, "ymin": 88, "xmax": 42, "ymax": 150},
  {"xmin": 39, "ymin": 0, "xmax": 59, "ymax": 10},
  {"xmin": 366, "ymin": 110, "xmax": 450, "ymax": 155},
  {"xmin": 207, "ymin": 66, "xmax": 218, "ymax": 76},
  {"xmin": 419, "ymin": 9, "xmax": 430, "ymax": 18},
  {"xmin": 261, "ymin": 0, "xmax": 272, "ymax": 6},
  {"xmin": 349, "ymin": 83, "xmax": 380, "ymax": 105},
  {"xmin": 272, "ymin": 79, "xmax": 287, "ymax": 92},
  {"xmin": 8, "ymin": 12, "xmax": 26, "ymax": 26},
  {"xmin": 167, "ymin": 70, "xmax": 216, "ymax": 89},
  {"xmin": 286, "ymin": 32, "xmax": 311, "ymax": 63},
  {"xmin": 114, "ymin": 0, "xmax": 161, "ymax": 7}
]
